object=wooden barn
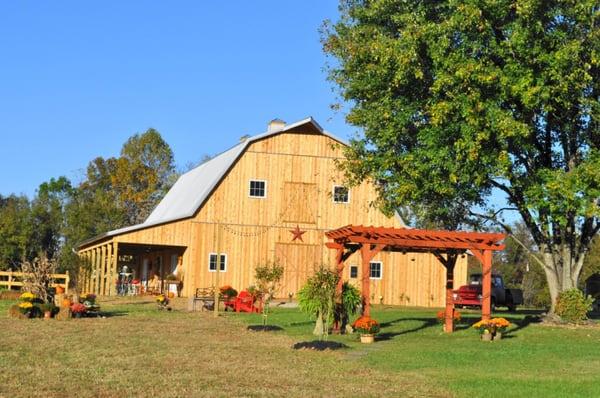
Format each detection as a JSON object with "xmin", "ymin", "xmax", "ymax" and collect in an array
[{"xmin": 77, "ymin": 117, "xmax": 467, "ymax": 307}]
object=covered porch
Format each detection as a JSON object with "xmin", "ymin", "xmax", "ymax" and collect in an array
[
  {"xmin": 326, "ymin": 225, "xmax": 505, "ymax": 333},
  {"xmin": 79, "ymin": 241, "xmax": 187, "ymax": 297}
]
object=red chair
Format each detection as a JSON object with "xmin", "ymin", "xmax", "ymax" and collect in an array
[{"xmin": 229, "ymin": 291, "xmax": 261, "ymax": 313}]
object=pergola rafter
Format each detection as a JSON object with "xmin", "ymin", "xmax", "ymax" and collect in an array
[{"xmin": 326, "ymin": 225, "xmax": 506, "ymax": 333}]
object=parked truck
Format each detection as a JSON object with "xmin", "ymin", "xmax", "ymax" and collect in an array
[{"xmin": 453, "ymin": 273, "xmax": 523, "ymax": 311}]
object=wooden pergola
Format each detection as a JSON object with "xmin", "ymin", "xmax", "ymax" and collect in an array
[{"xmin": 326, "ymin": 225, "xmax": 505, "ymax": 333}]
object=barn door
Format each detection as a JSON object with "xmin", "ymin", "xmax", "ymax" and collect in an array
[
  {"xmin": 275, "ymin": 243, "xmax": 319, "ymax": 296},
  {"xmin": 282, "ymin": 182, "xmax": 318, "ymax": 224}
]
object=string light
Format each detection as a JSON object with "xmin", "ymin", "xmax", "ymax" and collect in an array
[{"xmin": 218, "ymin": 183, "xmax": 321, "ymax": 238}]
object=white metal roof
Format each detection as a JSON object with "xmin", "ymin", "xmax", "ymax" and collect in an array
[{"xmin": 79, "ymin": 117, "xmax": 347, "ymax": 246}]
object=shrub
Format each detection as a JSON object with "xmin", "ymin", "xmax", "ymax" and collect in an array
[
  {"xmin": 298, "ymin": 267, "xmax": 339, "ymax": 339},
  {"xmin": 555, "ymin": 289, "xmax": 593, "ymax": 323}
]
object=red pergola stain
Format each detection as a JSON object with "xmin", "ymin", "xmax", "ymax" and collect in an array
[{"xmin": 325, "ymin": 225, "xmax": 506, "ymax": 333}]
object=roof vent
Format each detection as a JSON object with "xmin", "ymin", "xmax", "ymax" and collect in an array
[
  {"xmin": 268, "ymin": 118, "xmax": 286, "ymax": 132},
  {"xmin": 239, "ymin": 134, "xmax": 250, "ymax": 142}
]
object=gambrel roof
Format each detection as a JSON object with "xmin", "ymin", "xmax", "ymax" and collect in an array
[{"xmin": 79, "ymin": 117, "xmax": 347, "ymax": 246}]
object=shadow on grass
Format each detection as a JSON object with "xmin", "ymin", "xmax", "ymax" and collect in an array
[
  {"xmin": 375, "ymin": 312, "xmax": 543, "ymax": 340},
  {"xmin": 292, "ymin": 340, "xmax": 349, "ymax": 351},
  {"xmin": 247, "ymin": 325, "xmax": 284, "ymax": 332},
  {"xmin": 377, "ymin": 317, "xmax": 439, "ymax": 340},
  {"xmin": 101, "ymin": 311, "xmax": 130, "ymax": 318}
]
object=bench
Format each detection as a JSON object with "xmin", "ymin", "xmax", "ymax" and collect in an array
[{"xmin": 192, "ymin": 287, "xmax": 218, "ymax": 311}]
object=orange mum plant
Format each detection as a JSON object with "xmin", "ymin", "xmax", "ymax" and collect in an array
[
  {"xmin": 472, "ymin": 317, "xmax": 511, "ymax": 334},
  {"xmin": 352, "ymin": 316, "xmax": 381, "ymax": 335}
]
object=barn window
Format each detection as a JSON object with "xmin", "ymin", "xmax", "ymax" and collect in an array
[
  {"xmin": 349, "ymin": 265, "xmax": 358, "ymax": 279},
  {"xmin": 208, "ymin": 253, "xmax": 227, "ymax": 272},
  {"xmin": 333, "ymin": 186, "xmax": 349, "ymax": 203},
  {"xmin": 369, "ymin": 261, "xmax": 382, "ymax": 279},
  {"xmin": 249, "ymin": 180, "xmax": 267, "ymax": 198}
]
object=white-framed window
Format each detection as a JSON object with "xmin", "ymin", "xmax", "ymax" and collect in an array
[
  {"xmin": 333, "ymin": 185, "xmax": 349, "ymax": 203},
  {"xmin": 249, "ymin": 180, "xmax": 267, "ymax": 198},
  {"xmin": 208, "ymin": 253, "xmax": 227, "ymax": 272},
  {"xmin": 349, "ymin": 265, "xmax": 358, "ymax": 279},
  {"xmin": 369, "ymin": 261, "xmax": 382, "ymax": 280}
]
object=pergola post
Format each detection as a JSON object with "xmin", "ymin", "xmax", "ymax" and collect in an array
[
  {"xmin": 360, "ymin": 244, "xmax": 385, "ymax": 318},
  {"xmin": 482, "ymin": 249, "xmax": 492, "ymax": 320},
  {"xmin": 444, "ymin": 261, "xmax": 456, "ymax": 333},
  {"xmin": 471, "ymin": 248, "xmax": 493, "ymax": 321},
  {"xmin": 434, "ymin": 251, "xmax": 458, "ymax": 333}
]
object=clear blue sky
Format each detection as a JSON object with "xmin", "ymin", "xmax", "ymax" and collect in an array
[{"xmin": 0, "ymin": 1, "xmax": 351, "ymax": 198}]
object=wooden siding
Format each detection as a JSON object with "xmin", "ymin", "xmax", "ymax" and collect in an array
[{"xmin": 78, "ymin": 129, "xmax": 468, "ymax": 306}]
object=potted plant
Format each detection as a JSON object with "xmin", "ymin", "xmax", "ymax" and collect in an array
[
  {"xmin": 156, "ymin": 294, "xmax": 170, "ymax": 310},
  {"xmin": 40, "ymin": 303, "xmax": 56, "ymax": 319},
  {"xmin": 16, "ymin": 292, "xmax": 37, "ymax": 318},
  {"xmin": 352, "ymin": 316, "xmax": 381, "ymax": 343},
  {"xmin": 490, "ymin": 317, "xmax": 510, "ymax": 340},
  {"xmin": 18, "ymin": 301, "xmax": 34, "ymax": 318},
  {"xmin": 472, "ymin": 319, "xmax": 494, "ymax": 341},
  {"xmin": 70, "ymin": 303, "xmax": 87, "ymax": 318},
  {"xmin": 219, "ymin": 285, "xmax": 238, "ymax": 300}
]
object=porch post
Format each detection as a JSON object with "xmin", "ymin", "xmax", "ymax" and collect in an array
[
  {"xmin": 106, "ymin": 243, "xmax": 113, "ymax": 296},
  {"xmin": 482, "ymin": 249, "xmax": 492, "ymax": 320},
  {"xmin": 91, "ymin": 248, "xmax": 98, "ymax": 294},
  {"xmin": 100, "ymin": 245, "xmax": 107, "ymax": 295},
  {"xmin": 108, "ymin": 242, "xmax": 118, "ymax": 296}
]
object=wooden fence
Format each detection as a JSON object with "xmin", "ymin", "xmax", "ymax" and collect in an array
[{"xmin": 0, "ymin": 271, "xmax": 69, "ymax": 291}]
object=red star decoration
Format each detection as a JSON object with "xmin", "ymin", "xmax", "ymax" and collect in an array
[{"xmin": 289, "ymin": 225, "xmax": 306, "ymax": 242}]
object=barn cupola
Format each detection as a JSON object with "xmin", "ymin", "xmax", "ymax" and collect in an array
[{"xmin": 267, "ymin": 118, "xmax": 286, "ymax": 132}]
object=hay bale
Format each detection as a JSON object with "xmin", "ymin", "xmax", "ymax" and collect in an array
[{"xmin": 55, "ymin": 306, "xmax": 71, "ymax": 320}]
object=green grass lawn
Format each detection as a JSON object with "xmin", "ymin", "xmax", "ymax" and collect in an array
[
  {"xmin": 1, "ymin": 297, "xmax": 599, "ymax": 397},
  {"xmin": 237, "ymin": 304, "xmax": 600, "ymax": 398}
]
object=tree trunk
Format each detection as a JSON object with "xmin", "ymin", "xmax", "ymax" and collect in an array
[
  {"xmin": 313, "ymin": 311, "xmax": 324, "ymax": 337},
  {"xmin": 541, "ymin": 245, "xmax": 585, "ymax": 314}
]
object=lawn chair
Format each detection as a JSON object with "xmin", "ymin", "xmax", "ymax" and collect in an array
[{"xmin": 230, "ymin": 291, "xmax": 261, "ymax": 313}]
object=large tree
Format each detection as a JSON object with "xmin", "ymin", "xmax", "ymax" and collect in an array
[
  {"xmin": 324, "ymin": 0, "xmax": 600, "ymax": 311},
  {"xmin": 0, "ymin": 194, "xmax": 32, "ymax": 269}
]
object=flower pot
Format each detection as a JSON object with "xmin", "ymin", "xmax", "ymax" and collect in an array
[
  {"xmin": 494, "ymin": 331, "xmax": 502, "ymax": 341},
  {"xmin": 73, "ymin": 312, "xmax": 83, "ymax": 319},
  {"xmin": 44, "ymin": 311, "xmax": 52, "ymax": 319},
  {"xmin": 481, "ymin": 331, "xmax": 493, "ymax": 342},
  {"xmin": 360, "ymin": 334, "xmax": 375, "ymax": 344}
]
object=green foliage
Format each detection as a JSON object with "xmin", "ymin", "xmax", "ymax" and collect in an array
[
  {"xmin": 297, "ymin": 267, "xmax": 339, "ymax": 340},
  {"xmin": 324, "ymin": 1, "xmax": 600, "ymax": 306},
  {"xmin": 555, "ymin": 289, "xmax": 594, "ymax": 323},
  {"xmin": 0, "ymin": 194, "xmax": 33, "ymax": 269},
  {"xmin": 254, "ymin": 261, "xmax": 284, "ymax": 325},
  {"xmin": 581, "ymin": 237, "xmax": 600, "ymax": 287},
  {"xmin": 341, "ymin": 282, "xmax": 361, "ymax": 318}
]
